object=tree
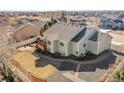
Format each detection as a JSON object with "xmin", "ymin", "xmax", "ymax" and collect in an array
[
  {"xmin": 0, "ymin": 28, "xmax": 16, "ymax": 79},
  {"xmin": 43, "ymin": 23, "xmax": 49, "ymax": 31},
  {"xmin": 61, "ymin": 12, "xmax": 67, "ymax": 22},
  {"xmin": 40, "ymin": 22, "xmax": 50, "ymax": 36}
]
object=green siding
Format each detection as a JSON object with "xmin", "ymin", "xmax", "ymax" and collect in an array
[
  {"xmin": 87, "ymin": 40, "xmax": 98, "ymax": 55},
  {"xmin": 53, "ymin": 40, "xmax": 58, "ymax": 53}
]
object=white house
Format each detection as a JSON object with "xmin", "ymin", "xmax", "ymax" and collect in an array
[{"xmin": 39, "ymin": 22, "xmax": 112, "ymax": 57}]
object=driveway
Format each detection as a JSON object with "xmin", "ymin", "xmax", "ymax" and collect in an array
[
  {"xmin": 33, "ymin": 50, "xmax": 124, "ymax": 82},
  {"xmin": 34, "ymin": 50, "xmax": 117, "ymax": 72}
]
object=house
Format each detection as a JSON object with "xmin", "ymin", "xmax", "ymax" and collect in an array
[
  {"xmin": 39, "ymin": 23, "xmax": 112, "ymax": 57},
  {"xmin": 15, "ymin": 21, "xmax": 48, "ymax": 42},
  {"xmin": 99, "ymin": 15, "xmax": 124, "ymax": 30}
]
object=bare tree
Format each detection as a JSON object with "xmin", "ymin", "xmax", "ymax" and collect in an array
[{"xmin": 0, "ymin": 28, "xmax": 16, "ymax": 78}]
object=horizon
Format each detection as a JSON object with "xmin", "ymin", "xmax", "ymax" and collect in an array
[{"xmin": 0, "ymin": 10, "xmax": 124, "ymax": 12}]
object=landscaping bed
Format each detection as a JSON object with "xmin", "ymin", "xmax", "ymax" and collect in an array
[{"xmin": 35, "ymin": 49, "xmax": 99, "ymax": 61}]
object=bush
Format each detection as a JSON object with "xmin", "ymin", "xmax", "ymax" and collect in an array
[
  {"xmin": 6, "ymin": 75, "xmax": 14, "ymax": 82},
  {"xmin": 35, "ymin": 49, "xmax": 51, "ymax": 56},
  {"xmin": 51, "ymin": 52, "xmax": 62, "ymax": 58}
]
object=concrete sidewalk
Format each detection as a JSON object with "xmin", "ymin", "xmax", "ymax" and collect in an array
[{"xmin": 62, "ymin": 72, "xmax": 86, "ymax": 82}]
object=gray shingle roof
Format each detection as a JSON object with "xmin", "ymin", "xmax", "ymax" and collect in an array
[
  {"xmin": 15, "ymin": 21, "xmax": 47, "ymax": 30},
  {"xmin": 30, "ymin": 21, "xmax": 47, "ymax": 28},
  {"xmin": 43, "ymin": 23, "xmax": 85, "ymax": 42}
]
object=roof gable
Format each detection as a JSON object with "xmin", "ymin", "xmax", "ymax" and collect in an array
[
  {"xmin": 71, "ymin": 27, "xmax": 87, "ymax": 42},
  {"xmin": 89, "ymin": 31, "xmax": 98, "ymax": 42},
  {"xmin": 16, "ymin": 21, "xmax": 47, "ymax": 32},
  {"xmin": 30, "ymin": 21, "xmax": 47, "ymax": 28}
]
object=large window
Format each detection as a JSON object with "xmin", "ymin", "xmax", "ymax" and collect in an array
[{"xmin": 60, "ymin": 42, "xmax": 64, "ymax": 46}]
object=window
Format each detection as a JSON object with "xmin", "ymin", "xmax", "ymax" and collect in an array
[
  {"xmin": 76, "ymin": 51, "xmax": 78, "ymax": 54},
  {"xmin": 60, "ymin": 42, "xmax": 64, "ymax": 46},
  {"xmin": 47, "ymin": 40, "xmax": 51, "ymax": 45},
  {"xmin": 83, "ymin": 43, "xmax": 86, "ymax": 47}
]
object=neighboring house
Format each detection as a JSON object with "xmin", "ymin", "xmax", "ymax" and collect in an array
[
  {"xmin": 39, "ymin": 23, "xmax": 112, "ymax": 57},
  {"xmin": 99, "ymin": 15, "xmax": 124, "ymax": 30},
  {"xmin": 15, "ymin": 21, "xmax": 48, "ymax": 42}
]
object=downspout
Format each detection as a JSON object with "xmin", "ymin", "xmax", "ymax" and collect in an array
[{"xmin": 97, "ymin": 42, "xmax": 100, "ymax": 55}]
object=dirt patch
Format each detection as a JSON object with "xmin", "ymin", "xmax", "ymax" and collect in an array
[
  {"xmin": 110, "ymin": 31, "xmax": 124, "ymax": 36},
  {"xmin": 12, "ymin": 51, "xmax": 57, "ymax": 80}
]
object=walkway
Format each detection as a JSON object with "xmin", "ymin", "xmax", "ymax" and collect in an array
[
  {"xmin": 35, "ymin": 50, "xmax": 116, "ymax": 72},
  {"xmin": 62, "ymin": 72, "xmax": 86, "ymax": 82},
  {"xmin": 35, "ymin": 50, "xmax": 112, "ymax": 65}
]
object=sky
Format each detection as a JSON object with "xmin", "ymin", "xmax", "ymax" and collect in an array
[{"xmin": 0, "ymin": 0, "xmax": 124, "ymax": 11}]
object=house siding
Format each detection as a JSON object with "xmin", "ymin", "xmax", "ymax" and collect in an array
[
  {"xmin": 79, "ymin": 41, "xmax": 87, "ymax": 56},
  {"xmin": 15, "ymin": 24, "xmax": 41, "ymax": 42},
  {"xmin": 67, "ymin": 42, "xmax": 73, "ymax": 56},
  {"xmin": 78, "ymin": 28, "xmax": 96, "ymax": 56},
  {"xmin": 71, "ymin": 41, "xmax": 79, "ymax": 56},
  {"xmin": 42, "ymin": 26, "xmax": 112, "ymax": 57},
  {"xmin": 58, "ymin": 41, "xmax": 68, "ymax": 56},
  {"xmin": 46, "ymin": 40, "xmax": 54, "ymax": 53},
  {"xmin": 97, "ymin": 33, "xmax": 111, "ymax": 53},
  {"xmin": 53, "ymin": 40, "xmax": 59, "ymax": 53},
  {"xmin": 87, "ymin": 40, "xmax": 98, "ymax": 54}
]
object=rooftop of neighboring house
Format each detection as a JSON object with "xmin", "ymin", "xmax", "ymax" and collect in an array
[
  {"xmin": 43, "ymin": 22, "xmax": 86, "ymax": 42},
  {"xmin": 15, "ymin": 21, "xmax": 48, "ymax": 31},
  {"xmin": 30, "ymin": 21, "xmax": 47, "ymax": 28},
  {"xmin": 100, "ymin": 14, "xmax": 124, "ymax": 22},
  {"xmin": 102, "ymin": 14, "xmax": 119, "ymax": 20}
]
